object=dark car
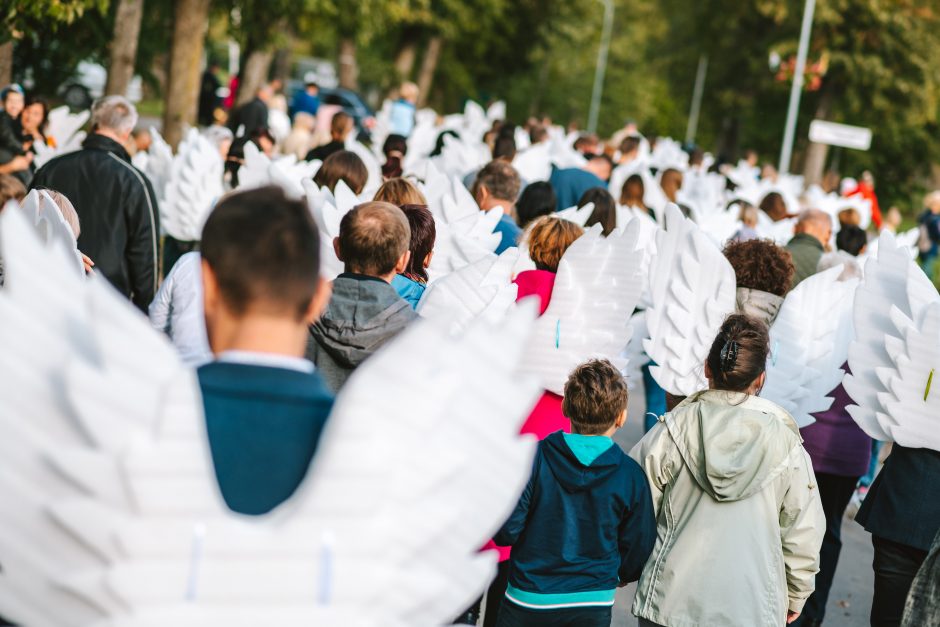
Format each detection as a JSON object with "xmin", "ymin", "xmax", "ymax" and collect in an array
[{"xmin": 287, "ymin": 82, "xmax": 375, "ymax": 142}]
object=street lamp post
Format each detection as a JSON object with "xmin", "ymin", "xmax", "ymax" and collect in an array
[
  {"xmin": 685, "ymin": 54, "xmax": 708, "ymax": 146},
  {"xmin": 778, "ymin": 0, "xmax": 817, "ymax": 174},
  {"xmin": 587, "ymin": 0, "xmax": 614, "ymax": 134}
]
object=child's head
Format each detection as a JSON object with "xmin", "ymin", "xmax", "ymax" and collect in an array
[
  {"xmin": 759, "ymin": 192, "xmax": 788, "ymax": 222},
  {"xmin": 0, "ymin": 174, "xmax": 26, "ymax": 207},
  {"xmin": 562, "ymin": 359, "xmax": 628, "ymax": 435},
  {"xmin": 200, "ymin": 186, "xmax": 327, "ymax": 347},
  {"xmin": 399, "ymin": 82, "xmax": 419, "ymax": 104},
  {"xmin": 885, "ymin": 206, "xmax": 903, "ymax": 226},
  {"xmin": 620, "ymin": 173, "xmax": 645, "ymax": 207},
  {"xmin": 835, "ymin": 225, "xmax": 867, "ymax": 257},
  {"xmin": 329, "ymin": 112, "xmax": 354, "ymax": 141},
  {"xmin": 722, "ymin": 238, "xmax": 794, "ymax": 297},
  {"xmin": 837, "ymin": 207, "xmax": 861, "ymax": 228},
  {"xmin": 525, "ymin": 216, "xmax": 584, "ymax": 273},
  {"xmin": 313, "ymin": 150, "xmax": 368, "ymax": 195},
  {"xmin": 41, "ymin": 189, "xmax": 81, "ymax": 239},
  {"xmin": 335, "ymin": 201, "xmax": 411, "ymax": 280},
  {"xmin": 579, "ymin": 186, "xmax": 617, "ymax": 236},
  {"xmin": 739, "ymin": 204, "xmax": 759, "ymax": 228},
  {"xmin": 515, "ymin": 181, "xmax": 556, "ymax": 229},
  {"xmin": 399, "ymin": 204, "xmax": 436, "ymax": 283},
  {"xmin": 705, "ymin": 314, "xmax": 769, "ymax": 394},
  {"xmin": 373, "ymin": 177, "xmax": 427, "ymax": 207}
]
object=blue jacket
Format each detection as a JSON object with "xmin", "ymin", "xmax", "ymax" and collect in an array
[
  {"xmin": 198, "ymin": 362, "xmax": 334, "ymax": 516},
  {"xmin": 549, "ymin": 166, "xmax": 605, "ymax": 212},
  {"xmin": 493, "ymin": 212, "xmax": 522, "ymax": 254},
  {"xmin": 291, "ymin": 90, "xmax": 320, "ymax": 118},
  {"xmin": 496, "ymin": 431, "xmax": 656, "ymax": 608},
  {"xmin": 391, "ymin": 274, "xmax": 426, "ymax": 309}
]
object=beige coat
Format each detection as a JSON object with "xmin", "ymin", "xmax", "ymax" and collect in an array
[{"xmin": 630, "ymin": 390, "xmax": 825, "ymax": 626}]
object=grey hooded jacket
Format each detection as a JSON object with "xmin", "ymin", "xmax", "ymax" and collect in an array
[{"xmin": 306, "ymin": 274, "xmax": 417, "ymax": 392}]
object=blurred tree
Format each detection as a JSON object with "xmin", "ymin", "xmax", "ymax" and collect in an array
[
  {"xmin": 162, "ymin": 0, "xmax": 210, "ymax": 147},
  {"xmin": 105, "ymin": 0, "xmax": 144, "ymax": 96}
]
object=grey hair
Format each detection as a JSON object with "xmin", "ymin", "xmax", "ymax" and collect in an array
[{"xmin": 91, "ymin": 95, "xmax": 138, "ymax": 135}]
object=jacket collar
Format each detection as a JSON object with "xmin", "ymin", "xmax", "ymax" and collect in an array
[
  {"xmin": 82, "ymin": 133, "xmax": 132, "ymax": 162},
  {"xmin": 789, "ymin": 232, "xmax": 824, "ymax": 251}
]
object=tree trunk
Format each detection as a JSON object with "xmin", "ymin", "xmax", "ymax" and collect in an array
[
  {"xmin": 338, "ymin": 37, "xmax": 358, "ymax": 90},
  {"xmin": 235, "ymin": 49, "xmax": 273, "ymax": 106},
  {"xmin": 272, "ymin": 46, "xmax": 291, "ymax": 85},
  {"xmin": 416, "ymin": 36, "xmax": 442, "ymax": 108},
  {"xmin": 105, "ymin": 0, "xmax": 145, "ymax": 96},
  {"xmin": 0, "ymin": 41, "xmax": 12, "ymax": 87},
  {"xmin": 162, "ymin": 0, "xmax": 210, "ymax": 149},
  {"xmin": 393, "ymin": 28, "xmax": 420, "ymax": 81},
  {"xmin": 801, "ymin": 81, "xmax": 836, "ymax": 186}
]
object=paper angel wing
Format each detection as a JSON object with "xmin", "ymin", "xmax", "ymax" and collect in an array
[
  {"xmin": 0, "ymin": 203, "xmax": 541, "ymax": 626},
  {"xmin": 644, "ymin": 203, "xmax": 736, "ymax": 396},
  {"xmin": 555, "ymin": 202, "xmax": 595, "ymax": 227},
  {"xmin": 760, "ymin": 265, "xmax": 859, "ymax": 427},
  {"xmin": 32, "ymin": 106, "xmax": 90, "ymax": 168},
  {"xmin": 518, "ymin": 221, "xmax": 645, "ymax": 395},
  {"xmin": 844, "ymin": 231, "xmax": 940, "ymax": 446},
  {"xmin": 344, "ymin": 137, "xmax": 383, "ymax": 197},
  {"xmin": 417, "ymin": 248, "xmax": 520, "ymax": 334},
  {"xmin": 162, "ymin": 129, "xmax": 224, "ymax": 242},
  {"xmin": 144, "ymin": 127, "xmax": 175, "ymax": 205},
  {"xmin": 512, "ymin": 142, "xmax": 552, "ymax": 182},
  {"xmin": 236, "ymin": 141, "xmax": 273, "ymax": 190},
  {"xmin": 303, "ymin": 179, "xmax": 347, "ymax": 280},
  {"xmin": 17, "ymin": 190, "xmax": 84, "ymax": 274}
]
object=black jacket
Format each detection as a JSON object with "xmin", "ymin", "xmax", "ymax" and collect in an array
[
  {"xmin": 227, "ymin": 97, "xmax": 268, "ymax": 138},
  {"xmin": 30, "ymin": 134, "xmax": 160, "ymax": 311}
]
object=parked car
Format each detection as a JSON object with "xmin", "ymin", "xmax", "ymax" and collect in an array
[{"xmin": 58, "ymin": 61, "xmax": 143, "ymax": 109}]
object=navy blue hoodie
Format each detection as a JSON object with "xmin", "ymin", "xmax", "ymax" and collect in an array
[{"xmin": 495, "ymin": 431, "xmax": 656, "ymax": 609}]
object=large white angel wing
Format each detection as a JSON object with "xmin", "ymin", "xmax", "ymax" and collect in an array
[
  {"xmin": 555, "ymin": 202, "xmax": 595, "ymax": 227},
  {"xmin": 518, "ymin": 221, "xmax": 645, "ymax": 395},
  {"xmin": 16, "ymin": 190, "xmax": 84, "ymax": 274},
  {"xmin": 0, "ymin": 204, "xmax": 541, "ymax": 625},
  {"xmin": 143, "ymin": 127, "xmax": 175, "ymax": 206},
  {"xmin": 844, "ymin": 230, "xmax": 940, "ymax": 445},
  {"xmin": 32, "ymin": 106, "xmax": 90, "ymax": 168},
  {"xmin": 760, "ymin": 265, "xmax": 859, "ymax": 427},
  {"xmin": 161, "ymin": 129, "xmax": 224, "ymax": 242},
  {"xmin": 644, "ymin": 203, "xmax": 736, "ymax": 396}
]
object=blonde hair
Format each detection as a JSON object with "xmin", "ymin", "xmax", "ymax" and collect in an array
[
  {"xmin": 739, "ymin": 204, "xmax": 759, "ymax": 227},
  {"xmin": 374, "ymin": 177, "xmax": 427, "ymax": 207},
  {"xmin": 525, "ymin": 216, "xmax": 584, "ymax": 272},
  {"xmin": 400, "ymin": 82, "xmax": 419, "ymax": 102},
  {"xmin": 44, "ymin": 190, "xmax": 81, "ymax": 238}
]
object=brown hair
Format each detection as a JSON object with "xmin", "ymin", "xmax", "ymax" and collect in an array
[
  {"xmin": 562, "ymin": 359, "xmax": 628, "ymax": 435},
  {"xmin": 0, "ymin": 174, "xmax": 26, "ymax": 207},
  {"xmin": 706, "ymin": 314, "xmax": 770, "ymax": 392},
  {"xmin": 313, "ymin": 150, "xmax": 368, "ymax": 195},
  {"xmin": 759, "ymin": 192, "xmax": 788, "ymax": 221},
  {"xmin": 374, "ymin": 177, "xmax": 427, "ymax": 207},
  {"xmin": 337, "ymin": 201, "xmax": 410, "ymax": 276},
  {"xmin": 619, "ymin": 173, "xmax": 645, "ymax": 208},
  {"xmin": 472, "ymin": 160, "xmax": 521, "ymax": 204},
  {"xmin": 579, "ymin": 187, "xmax": 617, "ymax": 236},
  {"xmin": 330, "ymin": 111, "xmax": 353, "ymax": 139},
  {"xmin": 723, "ymin": 239, "xmax": 795, "ymax": 297},
  {"xmin": 526, "ymin": 216, "xmax": 584, "ymax": 272},
  {"xmin": 43, "ymin": 189, "xmax": 81, "ymax": 238},
  {"xmin": 399, "ymin": 204, "xmax": 436, "ymax": 283}
]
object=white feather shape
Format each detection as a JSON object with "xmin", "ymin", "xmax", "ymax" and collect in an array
[
  {"xmin": 417, "ymin": 249, "xmax": 520, "ymax": 333},
  {"xmin": 518, "ymin": 221, "xmax": 645, "ymax": 395},
  {"xmin": 32, "ymin": 106, "xmax": 90, "ymax": 168},
  {"xmin": 486, "ymin": 101, "xmax": 506, "ymax": 123},
  {"xmin": 760, "ymin": 265, "xmax": 859, "ymax": 427},
  {"xmin": 0, "ymin": 204, "xmax": 541, "ymax": 625},
  {"xmin": 302, "ymin": 179, "xmax": 347, "ymax": 281},
  {"xmin": 161, "ymin": 129, "xmax": 223, "ymax": 242},
  {"xmin": 845, "ymin": 230, "xmax": 939, "ymax": 442},
  {"xmin": 644, "ymin": 203, "xmax": 736, "ymax": 396},
  {"xmin": 555, "ymin": 202, "xmax": 595, "ymax": 227},
  {"xmin": 143, "ymin": 127, "xmax": 175, "ymax": 206},
  {"xmin": 16, "ymin": 191, "xmax": 84, "ymax": 274},
  {"xmin": 512, "ymin": 142, "xmax": 551, "ymax": 182},
  {"xmin": 344, "ymin": 137, "xmax": 382, "ymax": 197}
]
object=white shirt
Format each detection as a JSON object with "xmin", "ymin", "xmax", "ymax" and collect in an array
[
  {"xmin": 216, "ymin": 350, "xmax": 314, "ymax": 374},
  {"xmin": 148, "ymin": 252, "xmax": 213, "ymax": 367}
]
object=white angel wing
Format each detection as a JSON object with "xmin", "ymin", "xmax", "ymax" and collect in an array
[
  {"xmin": 844, "ymin": 230, "xmax": 940, "ymax": 443},
  {"xmin": 236, "ymin": 141, "xmax": 273, "ymax": 190},
  {"xmin": 37, "ymin": 106, "xmax": 90, "ymax": 167},
  {"xmin": 303, "ymin": 179, "xmax": 347, "ymax": 281},
  {"xmin": 644, "ymin": 203, "xmax": 736, "ymax": 396},
  {"xmin": 417, "ymin": 249, "xmax": 520, "ymax": 333},
  {"xmin": 17, "ymin": 190, "xmax": 84, "ymax": 274},
  {"xmin": 518, "ymin": 221, "xmax": 645, "ymax": 395},
  {"xmin": 512, "ymin": 142, "xmax": 552, "ymax": 182},
  {"xmin": 144, "ymin": 127, "xmax": 175, "ymax": 205},
  {"xmin": 162, "ymin": 129, "xmax": 224, "ymax": 242},
  {"xmin": 0, "ymin": 203, "xmax": 541, "ymax": 625},
  {"xmin": 555, "ymin": 202, "xmax": 594, "ymax": 227},
  {"xmin": 760, "ymin": 266, "xmax": 859, "ymax": 427},
  {"xmin": 344, "ymin": 137, "xmax": 383, "ymax": 197}
]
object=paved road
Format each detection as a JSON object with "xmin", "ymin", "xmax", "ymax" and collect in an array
[{"xmin": 609, "ymin": 386, "xmax": 874, "ymax": 627}]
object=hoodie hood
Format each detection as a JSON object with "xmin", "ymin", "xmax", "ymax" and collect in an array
[
  {"xmin": 541, "ymin": 431, "xmax": 622, "ymax": 492},
  {"xmin": 735, "ymin": 287, "xmax": 784, "ymax": 327},
  {"xmin": 666, "ymin": 390, "xmax": 802, "ymax": 502},
  {"xmin": 310, "ymin": 274, "xmax": 417, "ymax": 368}
]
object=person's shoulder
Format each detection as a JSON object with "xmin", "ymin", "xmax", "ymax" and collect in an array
[{"xmin": 199, "ymin": 361, "xmax": 333, "ymax": 399}]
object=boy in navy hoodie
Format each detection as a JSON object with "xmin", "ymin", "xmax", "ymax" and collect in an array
[
  {"xmin": 197, "ymin": 186, "xmax": 334, "ymax": 516},
  {"xmin": 495, "ymin": 359, "xmax": 656, "ymax": 627}
]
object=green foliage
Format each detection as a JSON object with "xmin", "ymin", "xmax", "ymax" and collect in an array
[{"xmin": 2, "ymin": 0, "xmax": 107, "ymax": 38}]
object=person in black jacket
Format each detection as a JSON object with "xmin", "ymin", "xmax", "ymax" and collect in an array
[
  {"xmin": 226, "ymin": 83, "xmax": 272, "ymax": 139},
  {"xmin": 30, "ymin": 96, "xmax": 159, "ymax": 311}
]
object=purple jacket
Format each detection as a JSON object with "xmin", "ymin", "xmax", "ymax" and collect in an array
[{"xmin": 800, "ymin": 370, "xmax": 872, "ymax": 477}]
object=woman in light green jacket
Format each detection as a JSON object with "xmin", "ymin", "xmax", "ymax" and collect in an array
[{"xmin": 631, "ymin": 314, "xmax": 825, "ymax": 627}]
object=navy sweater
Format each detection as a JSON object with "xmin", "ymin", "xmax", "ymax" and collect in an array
[
  {"xmin": 198, "ymin": 361, "xmax": 334, "ymax": 516},
  {"xmin": 496, "ymin": 431, "xmax": 656, "ymax": 607}
]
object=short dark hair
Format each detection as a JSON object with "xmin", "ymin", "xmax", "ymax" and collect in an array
[
  {"xmin": 492, "ymin": 135, "xmax": 517, "ymax": 161},
  {"xmin": 562, "ymin": 359, "xmax": 628, "ymax": 435},
  {"xmin": 759, "ymin": 192, "xmax": 788, "ymax": 221},
  {"xmin": 472, "ymin": 160, "xmax": 521, "ymax": 203},
  {"xmin": 706, "ymin": 314, "xmax": 770, "ymax": 392},
  {"xmin": 620, "ymin": 173, "xmax": 645, "ymax": 206},
  {"xmin": 579, "ymin": 187, "xmax": 617, "ymax": 236},
  {"xmin": 722, "ymin": 239, "xmax": 795, "ymax": 297},
  {"xmin": 330, "ymin": 111, "xmax": 353, "ymax": 137},
  {"xmin": 619, "ymin": 135, "xmax": 640, "ymax": 155},
  {"xmin": 338, "ymin": 201, "xmax": 410, "ymax": 276},
  {"xmin": 516, "ymin": 181, "xmax": 557, "ymax": 229},
  {"xmin": 314, "ymin": 150, "xmax": 368, "ymax": 194},
  {"xmin": 201, "ymin": 186, "xmax": 320, "ymax": 320},
  {"xmin": 836, "ymin": 225, "xmax": 867, "ymax": 257},
  {"xmin": 529, "ymin": 124, "xmax": 548, "ymax": 144},
  {"xmin": 400, "ymin": 204, "xmax": 436, "ymax": 283}
]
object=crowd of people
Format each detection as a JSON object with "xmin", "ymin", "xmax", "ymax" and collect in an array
[{"xmin": 1, "ymin": 75, "xmax": 939, "ymax": 627}]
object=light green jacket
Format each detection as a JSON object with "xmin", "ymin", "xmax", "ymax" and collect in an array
[{"xmin": 630, "ymin": 390, "xmax": 825, "ymax": 627}]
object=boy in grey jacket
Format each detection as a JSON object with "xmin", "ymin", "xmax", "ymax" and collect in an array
[{"xmin": 306, "ymin": 201, "xmax": 417, "ymax": 392}]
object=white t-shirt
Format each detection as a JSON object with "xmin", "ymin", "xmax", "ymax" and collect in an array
[{"xmin": 148, "ymin": 252, "xmax": 212, "ymax": 367}]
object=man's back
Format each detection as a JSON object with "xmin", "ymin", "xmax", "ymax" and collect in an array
[
  {"xmin": 786, "ymin": 233, "xmax": 824, "ymax": 288},
  {"xmin": 31, "ymin": 133, "xmax": 159, "ymax": 309},
  {"xmin": 198, "ymin": 360, "xmax": 334, "ymax": 516},
  {"xmin": 550, "ymin": 166, "xmax": 605, "ymax": 212}
]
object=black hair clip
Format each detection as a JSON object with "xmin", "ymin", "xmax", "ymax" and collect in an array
[{"xmin": 719, "ymin": 339, "xmax": 739, "ymax": 373}]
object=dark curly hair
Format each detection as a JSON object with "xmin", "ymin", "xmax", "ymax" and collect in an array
[{"xmin": 722, "ymin": 239, "xmax": 795, "ymax": 297}]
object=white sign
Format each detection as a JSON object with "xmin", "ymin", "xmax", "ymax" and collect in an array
[{"xmin": 809, "ymin": 120, "xmax": 872, "ymax": 151}]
